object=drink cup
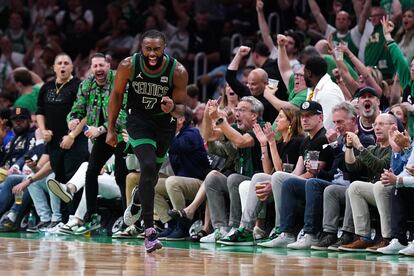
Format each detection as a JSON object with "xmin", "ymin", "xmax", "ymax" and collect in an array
[
  {"xmin": 15, "ymin": 190, "xmax": 23, "ymax": 205},
  {"xmin": 308, "ymin": 151, "xmax": 320, "ymax": 170},
  {"xmin": 282, "ymin": 163, "xmax": 294, "ymax": 173}
]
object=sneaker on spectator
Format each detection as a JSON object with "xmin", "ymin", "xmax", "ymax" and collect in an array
[
  {"xmin": 311, "ymin": 232, "xmax": 338, "ymax": 250},
  {"xmin": 377, "ymin": 239, "xmax": 407, "ymax": 255},
  {"xmin": 144, "ymin": 227, "xmax": 162, "ymax": 253},
  {"xmin": 59, "ymin": 219, "xmax": 81, "ymax": 235},
  {"xmin": 257, "ymin": 232, "xmax": 296, "ymax": 248},
  {"xmin": 74, "ymin": 214, "xmax": 101, "ymax": 235},
  {"xmin": 158, "ymin": 220, "xmax": 177, "ymax": 240},
  {"xmin": 0, "ymin": 217, "xmax": 18, "ymax": 232},
  {"xmin": 338, "ymin": 237, "xmax": 373, "ymax": 252},
  {"xmin": 27, "ymin": 221, "xmax": 50, "ymax": 233},
  {"xmin": 366, "ymin": 238, "xmax": 390, "ymax": 253},
  {"xmin": 46, "ymin": 222, "xmax": 64, "ymax": 234},
  {"xmin": 200, "ymin": 227, "xmax": 228, "ymax": 243},
  {"xmin": 327, "ymin": 232, "xmax": 356, "ymax": 251},
  {"xmin": 47, "ymin": 179, "xmax": 73, "ymax": 203},
  {"xmin": 112, "ymin": 225, "xmax": 143, "ymax": 239},
  {"xmin": 218, "ymin": 228, "xmax": 254, "ymax": 246},
  {"xmin": 164, "ymin": 223, "xmax": 189, "ymax": 241},
  {"xmin": 253, "ymin": 226, "xmax": 267, "ymax": 241},
  {"xmin": 123, "ymin": 203, "xmax": 142, "ymax": 226},
  {"xmin": 398, "ymin": 242, "xmax": 414, "ymax": 256},
  {"xmin": 287, "ymin": 233, "xmax": 319, "ymax": 250}
]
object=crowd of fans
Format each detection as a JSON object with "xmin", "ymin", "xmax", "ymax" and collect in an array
[{"xmin": 0, "ymin": 0, "xmax": 414, "ymax": 256}]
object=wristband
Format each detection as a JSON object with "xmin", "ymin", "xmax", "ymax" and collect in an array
[
  {"xmin": 215, "ymin": 117, "xmax": 224, "ymax": 126},
  {"xmin": 345, "ymin": 144, "xmax": 353, "ymax": 149}
]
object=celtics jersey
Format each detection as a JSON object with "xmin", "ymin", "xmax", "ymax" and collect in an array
[
  {"xmin": 332, "ymin": 31, "xmax": 358, "ymax": 66},
  {"xmin": 364, "ymin": 25, "xmax": 395, "ymax": 79},
  {"xmin": 127, "ymin": 53, "xmax": 177, "ymax": 116}
]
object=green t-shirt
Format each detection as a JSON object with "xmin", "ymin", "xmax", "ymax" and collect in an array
[
  {"xmin": 287, "ymin": 74, "xmax": 307, "ymax": 107},
  {"xmin": 14, "ymin": 83, "xmax": 42, "ymax": 113}
]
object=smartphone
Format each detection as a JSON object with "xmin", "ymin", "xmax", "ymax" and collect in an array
[
  {"xmin": 216, "ymin": 96, "xmax": 222, "ymax": 105},
  {"xmin": 268, "ymin": 78, "xmax": 279, "ymax": 89}
]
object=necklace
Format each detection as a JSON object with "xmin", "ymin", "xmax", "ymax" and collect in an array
[{"xmin": 55, "ymin": 76, "xmax": 73, "ymax": 94}]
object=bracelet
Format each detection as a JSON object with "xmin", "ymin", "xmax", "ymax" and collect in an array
[
  {"xmin": 28, "ymin": 176, "xmax": 34, "ymax": 184},
  {"xmin": 68, "ymin": 132, "xmax": 75, "ymax": 139},
  {"xmin": 345, "ymin": 144, "xmax": 353, "ymax": 149}
]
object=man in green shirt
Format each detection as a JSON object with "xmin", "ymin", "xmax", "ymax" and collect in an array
[{"xmin": 13, "ymin": 68, "xmax": 43, "ymax": 113}]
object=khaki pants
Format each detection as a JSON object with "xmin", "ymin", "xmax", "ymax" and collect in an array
[
  {"xmin": 348, "ymin": 180, "xmax": 393, "ymax": 238},
  {"xmin": 154, "ymin": 176, "xmax": 202, "ymax": 223}
]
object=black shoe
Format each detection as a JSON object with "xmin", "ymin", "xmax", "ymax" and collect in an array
[
  {"xmin": 27, "ymin": 221, "xmax": 50, "ymax": 233},
  {"xmin": 311, "ymin": 233, "xmax": 338, "ymax": 250},
  {"xmin": 0, "ymin": 217, "xmax": 18, "ymax": 232},
  {"xmin": 327, "ymin": 232, "xmax": 356, "ymax": 251}
]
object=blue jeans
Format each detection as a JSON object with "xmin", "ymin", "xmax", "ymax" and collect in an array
[
  {"xmin": 27, "ymin": 174, "xmax": 61, "ymax": 222},
  {"xmin": 280, "ymin": 177, "xmax": 333, "ymax": 234},
  {"xmin": 0, "ymin": 175, "xmax": 26, "ymax": 216}
]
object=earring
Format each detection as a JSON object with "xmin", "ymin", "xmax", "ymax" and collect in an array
[{"xmin": 288, "ymin": 125, "xmax": 291, "ymax": 133}]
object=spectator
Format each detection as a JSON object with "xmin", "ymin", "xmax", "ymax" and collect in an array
[
  {"xmin": 395, "ymin": 8, "xmax": 414, "ymax": 62},
  {"xmin": 13, "ymin": 67, "xmax": 43, "ymax": 113},
  {"xmin": 5, "ymin": 12, "xmax": 30, "ymax": 54},
  {"xmin": 55, "ymin": 0, "xmax": 94, "ymax": 36}
]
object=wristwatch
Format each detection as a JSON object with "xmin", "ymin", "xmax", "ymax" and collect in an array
[{"xmin": 215, "ymin": 117, "xmax": 224, "ymax": 126}]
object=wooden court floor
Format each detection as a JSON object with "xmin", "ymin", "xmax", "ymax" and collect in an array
[{"xmin": 0, "ymin": 233, "xmax": 413, "ymax": 275}]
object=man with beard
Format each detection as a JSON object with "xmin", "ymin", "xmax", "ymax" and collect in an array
[
  {"xmin": 47, "ymin": 53, "xmax": 128, "ymax": 235},
  {"xmin": 304, "ymin": 55, "xmax": 344, "ymax": 130},
  {"xmin": 354, "ymin": 87, "xmax": 380, "ymax": 142},
  {"xmin": 36, "ymin": 53, "xmax": 88, "ymax": 204},
  {"xmin": 0, "ymin": 107, "xmax": 35, "ymax": 170},
  {"xmin": 106, "ymin": 30, "xmax": 188, "ymax": 253}
]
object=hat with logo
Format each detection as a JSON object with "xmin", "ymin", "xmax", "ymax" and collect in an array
[
  {"xmin": 10, "ymin": 107, "xmax": 31, "ymax": 120},
  {"xmin": 353, "ymin": 86, "xmax": 379, "ymax": 99},
  {"xmin": 300, "ymin": 101, "xmax": 323, "ymax": 114}
]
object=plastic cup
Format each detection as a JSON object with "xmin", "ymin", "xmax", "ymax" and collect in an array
[
  {"xmin": 308, "ymin": 151, "xmax": 320, "ymax": 170},
  {"xmin": 282, "ymin": 163, "xmax": 294, "ymax": 173},
  {"xmin": 14, "ymin": 191, "xmax": 23, "ymax": 205}
]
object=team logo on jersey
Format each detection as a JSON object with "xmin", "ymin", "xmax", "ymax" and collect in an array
[{"xmin": 161, "ymin": 76, "xmax": 168, "ymax": 83}]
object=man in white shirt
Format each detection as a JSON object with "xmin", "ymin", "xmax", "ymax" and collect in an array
[{"xmin": 303, "ymin": 56, "xmax": 344, "ymax": 130}]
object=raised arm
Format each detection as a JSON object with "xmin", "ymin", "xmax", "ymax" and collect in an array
[
  {"xmin": 357, "ymin": 0, "xmax": 372, "ymax": 34},
  {"xmin": 106, "ymin": 57, "xmax": 131, "ymax": 147},
  {"xmin": 277, "ymin": 35, "xmax": 293, "ymax": 88},
  {"xmin": 256, "ymin": 0, "xmax": 275, "ymax": 53},
  {"xmin": 308, "ymin": 0, "xmax": 328, "ymax": 35}
]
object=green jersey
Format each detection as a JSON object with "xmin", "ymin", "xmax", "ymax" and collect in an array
[
  {"xmin": 14, "ymin": 83, "xmax": 42, "ymax": 113},
  {"xmin": 388, "ymin": 41, "xmax": 414, "ymax": 137},
  {"xmin": 365, "ymin": 25, "xmax": 395, "ymax": 79}
]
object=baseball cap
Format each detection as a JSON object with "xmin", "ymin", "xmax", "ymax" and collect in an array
[
  {"xmin": 10, "ymin": 107, "xmax": 31, "ymax": 120},
  {"xmin": 353, "ymin": 86, "xmax": 379, "ymax": 99},
  {"xmin": 300, "ymin": 101, "xmax": 323, "ymax": 114}
]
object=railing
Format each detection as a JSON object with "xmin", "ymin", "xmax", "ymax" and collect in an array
[
  {"xmin": 193, "ymin": 52, "xmax": 208, "ymax": 101},
  {"xmin": 267, "ymin": 12, "xmax": 280, "ymax": 35},
  {"xmin": 230, "ymin": 33, "xmax": 242, "ymax": 57}
]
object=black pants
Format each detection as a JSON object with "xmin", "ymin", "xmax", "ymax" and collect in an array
[
  {"xmin": 48, "ymin": 137, "xmax": 89, "ymax": 183},
  {"xmin": 391, "ymin": 187, "xmax": 414, "ymax": 245},
  {"xmin": 85, "ymin": 134, "xmax": 128, "ymax": 216}
]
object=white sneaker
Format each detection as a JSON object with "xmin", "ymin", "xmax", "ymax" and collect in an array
[
  {"xmin": 253, "ymin": 226, "xmax": 266, "ymax": 240},
  {"xmin": 376, "ymin": 238, "xmax": 406, "ymax": 255},
  {"xmin": 47, "ymin": 179, "xmax": 73, "ymax": 203},
  {"xmin": 123, "ymin": 203, "xmax": 142, "ymax": 226},
  {"xmin": 287, "ymin": 233, "xmax": 319, "ymax": 250},
  {"xmin": 47, "ymin": 222, "xmax": 65, "ymax": 234},
  {"xmin": 200, "ymin": 227, "xmax": 228, "ymax": 243},
  {"xmin": 398, "ymin": 242, "xmax": 414, "ymax": 256},
  {"xmin": 258, "ymin": 232, "xmax": 296, "ymax": 248}
]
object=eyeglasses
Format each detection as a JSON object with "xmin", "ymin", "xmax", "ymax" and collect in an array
[
  {"xmin": 235, "ymin": 108, "xmax": 252, "ymax": 113},
  {"xmin": 372, "ymin": 122, "xmax": 394, "ymax": 128}
]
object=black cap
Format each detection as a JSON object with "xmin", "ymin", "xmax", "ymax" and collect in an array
[
  {"xmin": 354, "ymin": 86, "xmax": 379, "ymax": 99},
  {"xmin": 10, "ymin": 107, "xmax": 31, "ymax": 120},
  {"xmin": 300, "ymin": 101, "xmax": 323, "ymax": 114}
]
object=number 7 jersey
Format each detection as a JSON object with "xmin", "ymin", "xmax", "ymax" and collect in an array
[{"xmin": 127, "ymin": 53, "xmax": 176, "ymax": 116}]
